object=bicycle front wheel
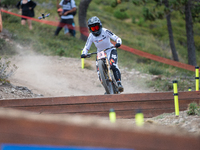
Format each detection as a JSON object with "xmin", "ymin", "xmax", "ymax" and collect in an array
[{"xmin": 98, "ymin": 60, "xmax": 114, "ymax": 94}]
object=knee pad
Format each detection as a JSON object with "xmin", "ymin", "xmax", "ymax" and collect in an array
[
  {"xmin": 110, "ymin": 65, "xmax": 121, "ymax": 81},
  {"xmin": 110, "ymin": 64, "xmax": 116, "ymax": 71}
]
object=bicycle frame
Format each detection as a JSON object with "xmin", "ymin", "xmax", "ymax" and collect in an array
[
  {"xmin": 96, "ymin": 51, "xmax": 112, "ymax": 81},
  {"xmin": 86, "ymin": 46, "xmax": 119, "ymax": 94}
]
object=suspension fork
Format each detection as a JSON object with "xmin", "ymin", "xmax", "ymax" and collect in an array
[{"xmin": 105, "ymin": 58, "xmax": 112, "ymax": 81}]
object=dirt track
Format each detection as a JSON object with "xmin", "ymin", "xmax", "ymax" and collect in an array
[{"xmin": 9, "ymin": 44, "xmax": 154, "ymax": 97}]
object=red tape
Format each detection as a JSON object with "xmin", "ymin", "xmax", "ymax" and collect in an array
[
  {"xmin": 1, "ymin": 9, "xmax": 88, "ymax": 34},
  {"xmin": 119, "ymin": 43, "xmax": 195, "ymax": 72},
  {"xmin": 1, "ymin": 9, "xmax": 196, "ymax": 72}
]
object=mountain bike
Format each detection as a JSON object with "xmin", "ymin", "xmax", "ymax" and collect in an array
[{"xmin": 85, "ymin": 46, "xmax": 119, "ymax": 94}]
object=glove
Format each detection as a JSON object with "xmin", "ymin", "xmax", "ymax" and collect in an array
[
  {"xmin": 115, "ymin": 43, "xmax": 121, "ymax": 48},
  {"xmin": 81, "ymin": 54, "xmax": 87, "ymax": 58}
]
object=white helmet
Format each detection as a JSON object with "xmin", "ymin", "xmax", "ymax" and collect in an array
[{"xmin": 88, "ymin": 16, "xmax": 102, "ymax": 36}]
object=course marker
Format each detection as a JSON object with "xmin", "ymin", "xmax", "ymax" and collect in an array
[
  {"xmin": 195, "ymin": 66, "xmax": 199, "ymax": 91},
  {"xmin": 109, "ymin": 108, "xmax": 116, "ymax": 123},
  {"xmin": 173, "ymin": 80, "xmax": 179, "ymax": 116},
  {"xmin": 81, "ymin": 50, "xmax": 84, "ymax": 69},
  {"xmin": 135, "ymin": 109, "xmax": 144, "ymax": 126}
]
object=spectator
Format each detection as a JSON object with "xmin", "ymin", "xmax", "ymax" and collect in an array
[
  {"xmin": 55, "ymin": 0, "xmax": 76, "ymax": 37},
  {"xmin": 16, "ymin": 0, "xmax": 37, "ymax": 30},
  {"xmin": 57, "ymin": 8, "xmax": 69, "ymax": 35}
]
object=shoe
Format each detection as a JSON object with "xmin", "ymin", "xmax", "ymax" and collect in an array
[{"xmin": 117, "ymin": 81, "xmax": 124, "ymax": 92}]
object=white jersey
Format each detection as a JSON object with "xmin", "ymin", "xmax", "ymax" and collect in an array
[
  {"xmin": 59, "ymin": 0, "xmax": 76, "ymax": 19},
  {"xmin": 82, "ymin": 28, "xmax": 122, "ymax": 59}
]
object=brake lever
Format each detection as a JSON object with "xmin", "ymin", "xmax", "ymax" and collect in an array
[{"xmin": 86, "ymin": 54, "xmax": 91, "ymax": 58}]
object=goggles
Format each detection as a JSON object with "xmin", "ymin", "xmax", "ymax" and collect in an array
[{"xmin": 90, "ymin": 25, "xmax": 100, "ymax": 32}]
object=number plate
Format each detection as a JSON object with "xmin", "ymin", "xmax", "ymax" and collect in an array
[{"xmin": 97, "ymin": 51, "xmax": 107, "ymax": 60}]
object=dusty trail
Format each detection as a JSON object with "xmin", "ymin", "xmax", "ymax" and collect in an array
[{"xmin": 9, "ymin": 45, "xmax": 154, "ymax": 97}]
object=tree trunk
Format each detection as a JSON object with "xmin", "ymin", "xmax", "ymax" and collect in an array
[
  {"xmin": 166, "ymin": 14, "xmax": 179, "ymax": 61},
  {"xmin": 78, "ymin": 0, "xmax": 92, "ymax": 41},
  {"xmin": 185, "ymin": 0, "xmax": 196, "ymax": 66},
  {"xmin": 164, "ymin": 0, "xmax": 179, "ymax": 61}
]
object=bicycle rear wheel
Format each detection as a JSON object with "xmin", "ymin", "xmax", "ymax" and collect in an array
[{"xmin": 98, "ymin": 60, "xmax": 114, "ymax": 94}]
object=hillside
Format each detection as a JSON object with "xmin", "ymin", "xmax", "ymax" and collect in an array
[{"xmin": 0, "ymin": 0, "xmax": 199, "ymax": 92}]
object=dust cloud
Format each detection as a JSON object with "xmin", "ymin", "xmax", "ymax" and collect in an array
[{"xmin": 9, "ymin": 44, "xmax": 154, "ymax": 97}]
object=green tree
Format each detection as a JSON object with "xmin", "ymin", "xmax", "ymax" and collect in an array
[
  {"xmin": 133, "ymin": 0, "xmax": 200, "ymax": 66},
  {"xmin": 184, "ymin": 0, "xmax": 196, "ymax": 66},
  {"xmin": 132, "ymin": 0, "xmax": 179, "ymax": 61},
  {"xmin": 165, "ymin": 0, "xmax": 200, "ymax": 66}
]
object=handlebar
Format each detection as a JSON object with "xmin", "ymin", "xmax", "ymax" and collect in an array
[{"xmin": 86, "ymin": 46, "xmax": 116, "ymax": 58}]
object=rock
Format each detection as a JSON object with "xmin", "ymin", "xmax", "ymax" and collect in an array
[{"xmin": 0, "ymin": 83, "xmax": 43, "ymax": 99}]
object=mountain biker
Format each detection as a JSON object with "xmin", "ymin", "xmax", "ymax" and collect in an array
[{"xmin": 81, "ymin": 16, "xmax": 124, "ymax": 93}]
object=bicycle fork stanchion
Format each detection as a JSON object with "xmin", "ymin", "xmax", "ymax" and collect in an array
[
  {"xmin": 106, "ymin": 58, "xmax": 112, "ymax": 81},
  {"xmin": 195, "ymin": 66, "xmax": 199, "ymax": 91},
  {"xmin": 173, "ymin": 80, "xmax": 179, "ymax": 116},
  {"xmin": 81, "ymin": 50, "xmax": 84, "ymax": 69}
]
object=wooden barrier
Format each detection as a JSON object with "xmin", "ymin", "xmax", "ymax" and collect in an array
[
  {"xmin": 0, "ymin": 91, "xmax": 199, "ymax": 118},
  {"xmin": 0, "ymin": 108, "xmax": 199, "ymax": 150}
]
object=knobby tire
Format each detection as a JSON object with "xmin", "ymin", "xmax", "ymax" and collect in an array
[{"xmin": 98, "ymin": 60, "xmax": 114, "ymax": 94}]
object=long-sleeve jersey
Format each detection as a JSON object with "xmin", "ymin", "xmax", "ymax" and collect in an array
[{"xmin": 82, "ymin": 28, "xmax": 122, "ymax": 59}]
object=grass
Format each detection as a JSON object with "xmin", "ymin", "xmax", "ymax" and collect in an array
[
  {"xmin": 0, "ymin": 0, "xmax": 200, "ymax": 91},
  {"xmin": 187, "ymin": 102, "xmax": 200, "ymax": 116},
  {"xmin": 0, "ymin": 57, "xmax": 18, "ymax": 83},
  {"xmin": 152, "ymin": 112, "xmax": 175, "ymax": 120}
]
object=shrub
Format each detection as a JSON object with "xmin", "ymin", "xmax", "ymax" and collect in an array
[
  {"xmin": 0, "ymin": 38, "xmax": 16, "ymax": 55},
  {"xmin": 132, "ymin": 16, "xmax": 136, "ymax": 24},
  {"xmin": 137, "ymin": 17, "xmax": 147, "ymax": 27},
  {"xmin": 0, "ymin": 58, "xmax": 18, "ymax": 83},
  {"xmin": 148, "ymin": 66, "xmax": 163, "ymax": 75},
  {"xmin": 111, "ymin": 0, "xmax": 117, "ymax": 7},
  {"xmin": 56, "ymin": 48, "xmax": 65, "ymax": 56},
  {"xmin": 187, "ymin": 102, "xmax": 200, "ymax": 116},
  {"xmin": 103, "ymin": 6, "xmax": 114, "ymax": 13},
  {"xmin": 114, "ymin": 9, "xmax": 129, "ymax": 20},
  {"xmin": 147, "ymin": 79, "xmax": 173, "ymax": 91}
]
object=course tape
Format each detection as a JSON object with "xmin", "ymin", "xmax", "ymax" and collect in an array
[
  {"xmin": 1, "ymin": 9, "xmax": 87, "ymax": 32},
  {"xmin": 1, "ymin": 9, "xmax": 196, "ymax": 72},
  {"xmin": 118, "ymin": 43, "xmax": 195, "ymax": 72}
]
